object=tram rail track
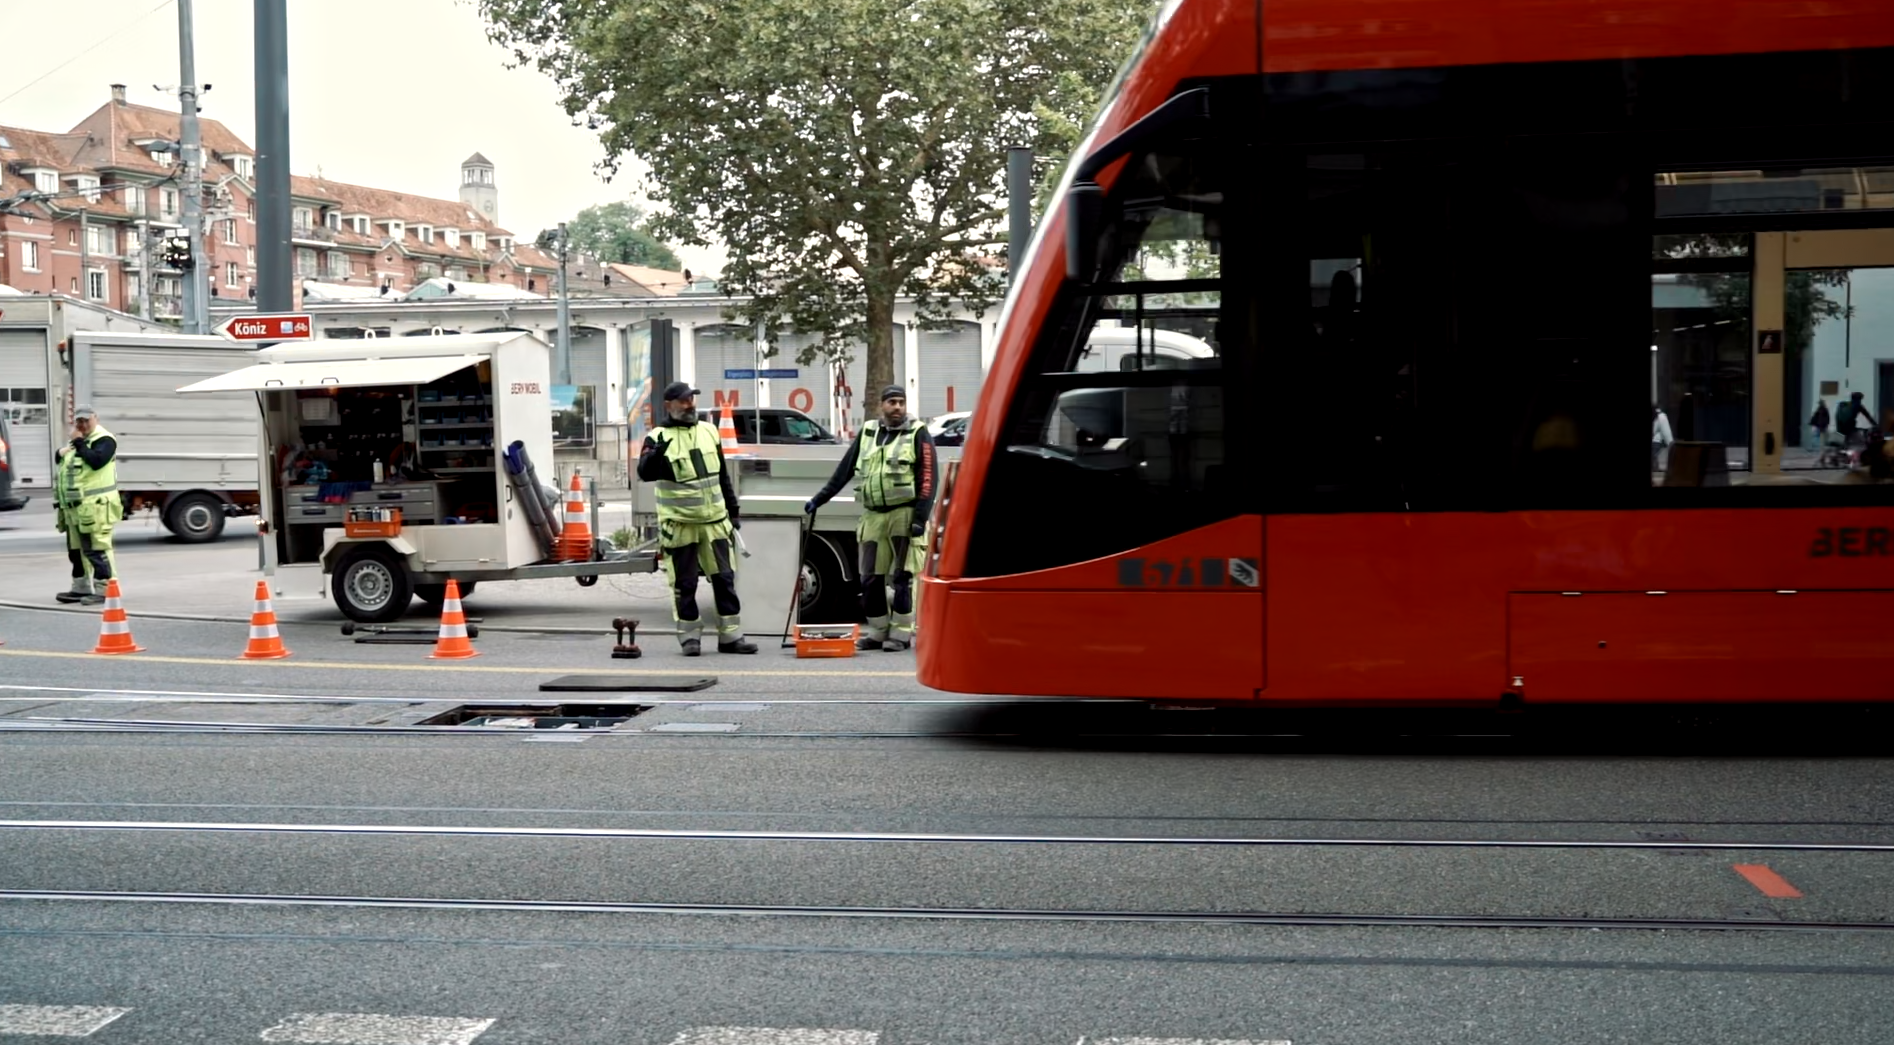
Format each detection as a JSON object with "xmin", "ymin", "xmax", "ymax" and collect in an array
[
  {"xmin": 0, "ymin": 887, "xmax": 1888, "ymax": 934},
  {"xmin": 3, "ymin": 817, "xmax": 1894, "ymax": 852}
]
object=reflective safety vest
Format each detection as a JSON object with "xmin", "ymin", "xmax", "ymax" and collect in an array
[
  {"xmin": 56, "ymin": 424, "xmax": 118, "ymax": 512},
  {"xmin": 653, "ymin": 421, "xmax": 728, "ymax": 525},
  {"xmin": 854, "ymin": 419, "xmax": 918, "ymax": 510}
]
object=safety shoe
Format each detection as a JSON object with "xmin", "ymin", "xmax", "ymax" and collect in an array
[
  {"xmin": 55, "ymin": 590, "xmax": 85, "ymax": 604},
  {"xmin": 854, "ymin": 637, "xmax": 884, "ymax": 651},
  {"xmin": 718, "ymin": 638, "xmax": 759, "ymax": 655},
  {"xmin": 882, "ymin": 638, "xmax": 911, "ymax": 652},
  {"xmin": 78, "ymin": 593, "xmax": 105, "ymax": 607},
  {"xmin": 681, "ymin": 638, "xmax": 702, "ymax": 657}
]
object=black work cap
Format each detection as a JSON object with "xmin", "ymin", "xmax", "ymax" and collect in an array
[
  {"xmin": 880, "ymin": 385, "xmax": 906, "ymax": 402},
  {"xmin": 662, "ymin": 381, "xmax": 700, "ymax": 402}
]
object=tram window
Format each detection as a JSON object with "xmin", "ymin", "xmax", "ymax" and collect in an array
[{"xmin": 964, "ymin": 140, "xmax": 1240, "ymax": 577}]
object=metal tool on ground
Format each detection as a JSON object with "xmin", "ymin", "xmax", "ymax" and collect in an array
[
  {"xmin": 779, "ymin": 510, "xmax": 817, "ymax": 649},
  {"xmin": 341, "ymin": 621, "xmax": 479, "ymax": 638},
  {"xmin": 89, "ymin": 579, "xmax": 143, "ymax": 656},
  {"xmin": 240, "ymin": 580, "xmax": 291, "ymax": 659},
  {"xmin": 427, "ymin": 579, "xmax": 479, "ymax": 659},
  {"xmin": 610, "ymin": 617, "xmax": 642, "ymax": 659}
]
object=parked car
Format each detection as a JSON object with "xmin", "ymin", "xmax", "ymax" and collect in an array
[
  {"xmin": 0, "ymin": 410, "xmax": 27, "ymax": 511},
  {"xmin": 928, "ymin": 411, "xmax": 972, "ymax": 447},
  {"xmin": 701, "ymin": 406, "xmax": 839, "ymax": 445}
]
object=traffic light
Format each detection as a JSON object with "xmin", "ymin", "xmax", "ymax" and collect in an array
[{"xmin": 161, "ymin": 236, "xmax": 194, "ymax": 270}]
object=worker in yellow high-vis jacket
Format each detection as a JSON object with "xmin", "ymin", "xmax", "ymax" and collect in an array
[{"xmin": 53, "ymin": 405, "xmax": 122, "ymax": 606}]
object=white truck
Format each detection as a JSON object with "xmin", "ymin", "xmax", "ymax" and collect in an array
[
  {"xmin": 179, "ymin": 331, "xmax": 655, "ymax": 622},
  {"xmin": 70, "ymin": 331, "xmax": 263, "ymax": 541}
]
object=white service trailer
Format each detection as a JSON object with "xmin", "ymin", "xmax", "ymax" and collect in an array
[
  {"xmin": 71, "ymin": 331, "xmax": 263, "ymax": 540},
  {"xmin": 179, "ymin": 331, "xmax": 654, "ymax": 622}
]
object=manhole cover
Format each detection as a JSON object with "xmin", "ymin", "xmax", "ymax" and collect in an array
[{"xmin": 540, "ymin": 675, "xmax": 717, "ymax": 693}]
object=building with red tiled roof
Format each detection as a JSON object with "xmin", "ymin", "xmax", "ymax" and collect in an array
[{"xmin": 0, "ymin": 84, "xmax": 560, "ymax": 315}]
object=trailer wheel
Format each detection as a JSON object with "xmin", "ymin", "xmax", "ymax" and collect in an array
[
  {"xmin": 332, "ymin": 544, "xmax": 412, "ymax": 623},
  {"xmin": 576, "ymin": 574, "xmax": 599, "ymax": 587},
  {"xmin": 802, "ymin": 533, "xmax": 854, "ymax": 622},
  {"xmin": 164, "ymin": 492, "xmax": 225, "ymax": 543},
  {"xmin": 415, "ymin": 582, "xmax": 477, "ymax": 607}
]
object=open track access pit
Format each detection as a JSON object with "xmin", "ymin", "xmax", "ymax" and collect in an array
[{"xmin": 418, "ymin": 704, "xmax": 652, "ymax": 730}]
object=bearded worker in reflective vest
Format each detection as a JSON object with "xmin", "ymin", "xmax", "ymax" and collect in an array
[
  {"xmin": 636, "ymin": 382, "xmax": 758, "ymax": 656},
  {"xmin": 805, "ymin": 385, "xmax": 937, "ymax": 651},
  {"xmin": 53, "ymin": 405, "xmax": 122, "ymax": 606}
]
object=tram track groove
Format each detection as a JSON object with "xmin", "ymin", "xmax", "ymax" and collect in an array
[
  {"xmin": 4, "ymin": 817, "xmax": 1894, "ymax": 852},
  {"xmin": 1, "ymin": 887, "xmax": 1889, "ymax": 934}
]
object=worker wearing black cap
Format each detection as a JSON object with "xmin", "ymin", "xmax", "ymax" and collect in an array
[
  {"xmin": 805, "ymin": 385, "xmax": 937, "ymax": 651},
  {"xmin": 636, "ymin": 381, "xmax": 757, "ymax": 655}
]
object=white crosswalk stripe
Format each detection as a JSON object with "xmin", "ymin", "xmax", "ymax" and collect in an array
[
  {"xmin": 670, "ymin": 1029, "xmax": 880, "ymax": 1045},
  {"xmin": 258, "ymin": 1013, "xmax": 496, "ymax": 1045},
  {"xmin": 1089, "ymin": 1039, "xmax": 1291, "ymax": 1045},
  {"xmin": 0, "ymin": 1005, "xmax": 131, "ymax": 1037}
]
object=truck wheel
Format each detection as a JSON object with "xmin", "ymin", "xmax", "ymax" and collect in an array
[
  {"xmin": 415, "ymin": 582, "xmax": 477, "ymax": 607},
  {"xmin": 164, "ymin": 492, "xmax": 225, "ymax": 542},
  {"xmin": 802, "ymin": 533, "xmax": 854, "ymax": 623},
  {"xmin": 332, "ymin": 544, "xmax": 412, "ymax": 623}
]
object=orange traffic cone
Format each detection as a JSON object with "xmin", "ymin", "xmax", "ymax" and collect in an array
[
  {"xmin": 241, "ymin": 580, "xmax": 291, "ymax": 659},
  {"xmin": 427, "ymin": 579, "xmax": 479, "ymax": 659},
  {"xmin": 90, "ymin": 579, "xmax": 144, "ymax": 655},
  {"xmin": 557, "ymin": 469, "xmax": 592, "ymax": 562},
  {"xmin": 718, "ymin": 410, "xmax": 740, "ymax": 453}
]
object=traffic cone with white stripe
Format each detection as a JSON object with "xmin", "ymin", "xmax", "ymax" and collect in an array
[
  {"xmin": 427, "ymin": 579, "xmax": 479, "ymax": 659},
  {"xmin": 557, "ymin": 469, "xmax": 592, "ymax": 563},
  {"xmin": 89, "ymin": 579, "xmax": 143, "ymax": 655},
  {"xmin": 241, "ymin": 580, "xmax": 291, "ymax": 659},
  {"xmin": 718, "ymin": 410, "xmax": 740, "ymax": 453}
]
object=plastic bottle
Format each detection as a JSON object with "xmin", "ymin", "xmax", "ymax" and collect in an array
[{"xmin": 373, "ymin": 459, "xmax": 385, "ymax": 484}]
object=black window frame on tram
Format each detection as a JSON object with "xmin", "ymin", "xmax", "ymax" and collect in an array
[{"xmin": 961, "ymin": 77, "xmax": 1260, "ymax": 580}]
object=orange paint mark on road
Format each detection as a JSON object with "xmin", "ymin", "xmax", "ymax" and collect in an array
[{"xmin": 1733, "ymin": 864, "xmax": 1804, "ymax": 898}]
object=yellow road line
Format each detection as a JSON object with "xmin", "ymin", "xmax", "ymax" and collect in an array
[{"xmin": 0, "ymin": 648, "xmax": 914, "ymax": 678}]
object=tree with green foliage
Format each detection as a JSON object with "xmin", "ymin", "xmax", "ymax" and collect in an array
[
  {"xmin": 559, "ymin": 200, "xmax": 683, "ymax": 270},
  {"xmin": 477, "ymin": 0, "xmax": 1151, "ymax": 398}
]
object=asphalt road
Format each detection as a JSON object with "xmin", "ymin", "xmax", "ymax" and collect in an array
[{"xmin": 3, "ymin": 587, "xmax": 1894, "ymax": 1043}]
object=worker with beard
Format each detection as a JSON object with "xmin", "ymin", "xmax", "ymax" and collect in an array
[
  {"xmin": 805, "ymin": 385, "xmax": 937, "ymax": 651},
  {"xmin": 636, "ymin": 382, "xmax": 757, "ymax": 655}
]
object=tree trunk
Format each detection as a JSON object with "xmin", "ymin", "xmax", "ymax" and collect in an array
[{"xmin": 864, "ymin": 281, "xmax": 898, "ymax": 415}]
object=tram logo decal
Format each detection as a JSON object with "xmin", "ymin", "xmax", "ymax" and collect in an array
[
  {"xmin": 1809, "ymin": 527, "xmax": 1892, "ymax": 558},
  {"xmin": 1117, "ymin": 557, "xmax": 1260, "ymax": 588}
]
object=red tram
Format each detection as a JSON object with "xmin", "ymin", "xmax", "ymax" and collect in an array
[{"xmin": 917, "ymin": 0, "xmax": 1894, "ymax": 704}]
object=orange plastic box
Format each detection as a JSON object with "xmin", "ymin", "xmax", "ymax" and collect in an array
[
  {"xmin": 344, "ymin": 507, "xmax": 402, "ymax": 538},
  {"xmin": 794, "ymin": 624, "xmax": 858, "ymax": 659}
]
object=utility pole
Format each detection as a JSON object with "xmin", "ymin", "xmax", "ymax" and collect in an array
[
  {"xmin": 177, "ymin": 0, "xmax": 208, "ymax": 333},
  {"xmin": 554, "ymin": 222, "xmax": 572, "ymax": 386},
  {"xmin": 254, "ymin": 0, "xmax": 291, "ymax": 313},
  {"xmin": 139, "ymin": 220, "xmax": 153, "ymax": 320},
  {"xmin": 1006, "ymin": 147, "xmax": 1033, "ymax": 284}
]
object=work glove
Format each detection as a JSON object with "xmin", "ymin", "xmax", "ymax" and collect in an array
[
  {"xmin": 730, "ymin": 514, "xmax": 742, "ymax": 531},
  {"xmin": 803, "ymin": 499, "xmax": 818, "ymax": 515},
  {"xmin": 909, "ymin": 520, "xmax": 927, "ymax": 538}
]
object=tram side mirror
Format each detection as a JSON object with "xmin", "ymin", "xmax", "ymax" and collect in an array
[{"xmin": 1065, "ymin": 182, "xmax": 1105, "ymax": 284}]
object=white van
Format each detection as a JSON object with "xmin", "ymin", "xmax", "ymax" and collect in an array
[{"xmin": 1075, "ymin": 326, "xmax": 1216, "ymax": 372}]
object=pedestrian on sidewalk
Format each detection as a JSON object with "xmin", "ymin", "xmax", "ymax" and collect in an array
[
  {"xmin": 804, "ymin": 385, "xmax": 937, "ymax": 652},
  {"xmin": 53, "ymin": 405, "xmax": 122, "ymax": 605},
  {"xmin": 1651, "ymin": 403, "xmax": 1674, "ymax": 474},
  {"xmin": 636, "ymin": 382, "xmax": 757, "ymax": 656},
  {"xmin": 1810, "ymin": 398, "xmax": 1831, "ymax": 449}
]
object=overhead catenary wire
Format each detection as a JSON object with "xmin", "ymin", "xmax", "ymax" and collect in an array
[{"xmin": 0, "ymin": 0, "xmax": 176, "ymax": 108}]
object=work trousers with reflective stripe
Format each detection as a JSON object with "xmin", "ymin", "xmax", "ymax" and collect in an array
[
  {"xmin": 857, "ymin": 505, "xmax": 921, "ymax": 642},
  {"xmin": 66, "ymin": 524, "xmax": 114, "ymax": 584},
  {"xmin": 660, "ymin": 517, "xmax": 741, "ymax": 645}
]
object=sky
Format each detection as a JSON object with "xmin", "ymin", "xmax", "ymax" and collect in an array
[{"xmin": 0, "ymin": 0, "xmax": 726, "ymax": 274}]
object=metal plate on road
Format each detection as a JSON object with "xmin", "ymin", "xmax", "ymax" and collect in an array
[{"xmin": 539, "ymin": 675, "xmax": 718, "ymax": 692}]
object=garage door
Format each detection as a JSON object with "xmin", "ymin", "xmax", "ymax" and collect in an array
[
  {"xmin": 694, "ymin": 324, "xmax": 757, "ymax": 416},
  {"xmin": 918, "ymin": 321, "xmax": 982, "ymax": 419},
  {"xmin": 0, "ymin": 329, "xmax": 52, "ymax": 488}
]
